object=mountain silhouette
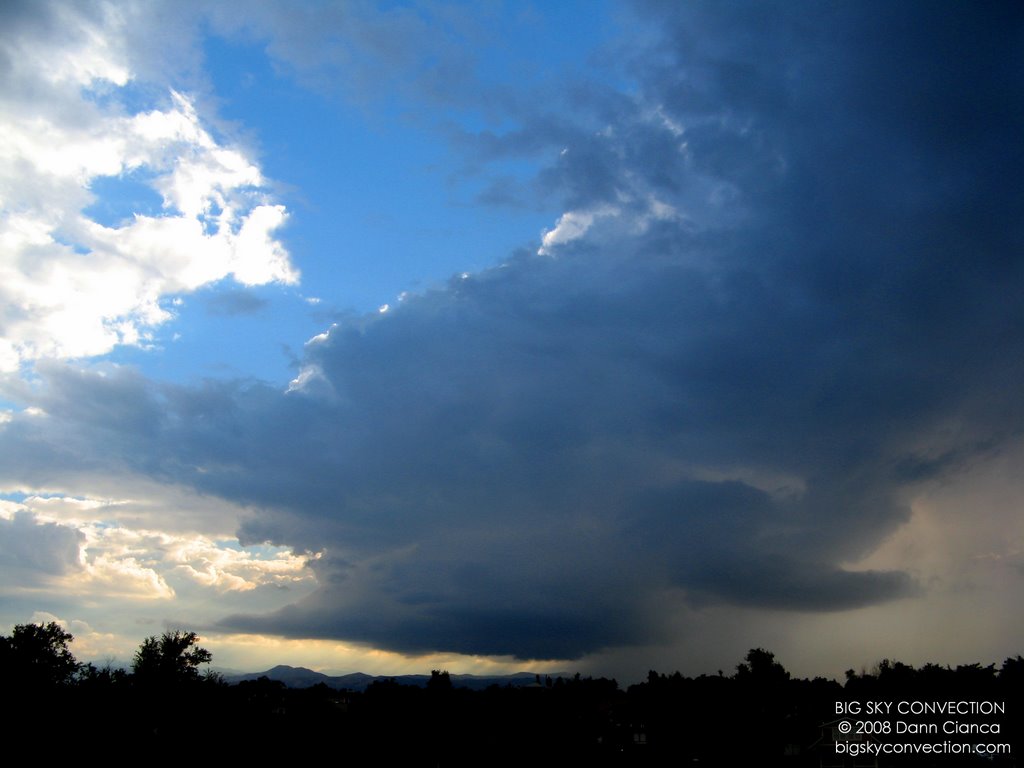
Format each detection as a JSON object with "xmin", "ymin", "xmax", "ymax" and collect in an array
[{"xmin": 224, "ymin": 665, "xmax": 557, "ymax": 691}]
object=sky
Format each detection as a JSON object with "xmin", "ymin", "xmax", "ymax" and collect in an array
[{"xmin": 1, "ymin": 0, "xmax": 1022, "ymax": 683}]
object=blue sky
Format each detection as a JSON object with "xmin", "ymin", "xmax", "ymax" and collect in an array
[
  {"xmin": 1, "ymin": 0, "xmax": 1023, "ymax": 682},
  {"xmin": 90, "ymin": 3, "xmax": 622, "ymax": 388}
]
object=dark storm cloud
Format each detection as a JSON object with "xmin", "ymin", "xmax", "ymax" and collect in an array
[{"xmin": 2, "ymin": 1, "xmax": 1021, "ymax": 659}]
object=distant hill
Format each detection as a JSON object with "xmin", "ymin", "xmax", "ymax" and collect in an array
[{"xmin": 224, "ymin": 665, "xmax": 562, "ymax": 691}]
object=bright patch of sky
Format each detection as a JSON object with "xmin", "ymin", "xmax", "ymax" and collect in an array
[
  {"xmin": 83, "ymin": 173, "xmax": 166, "ymax": 227},
  {"xmin": 87, "ymin": 5, "xmax": 619, "ymax": 386},
  {"xmin": 161, "ymin": 29, "xmax": 587, "ymax": 384}
]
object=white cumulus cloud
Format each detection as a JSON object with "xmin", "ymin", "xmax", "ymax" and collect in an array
[{"xmin": 0, "ymin": 2, "xmax": 298, "ymax": 373}]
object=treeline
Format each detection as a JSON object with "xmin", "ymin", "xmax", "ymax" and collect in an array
[{"xmin": 2, "ymin": 622, "xmax": 1020, "ymax": 765}]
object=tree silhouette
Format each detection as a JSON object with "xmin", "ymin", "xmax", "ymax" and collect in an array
[
  {"xmin": 0, "ymin": 621, "xmax": 79, "ymax": 689},
  {"xmin": 735, "ymin": 647, "xmax": 790, "ymax": 684},
  {"xmin": 132, "ymin": 630, "xmax": 212, "ymax": 687},
  {"xmin": 427, "ymin": 669, "xmax": 453, "ymax": 691}
]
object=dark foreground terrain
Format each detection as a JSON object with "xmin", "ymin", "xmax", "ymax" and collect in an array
[{"xmin": 2, "ymin": 623, "xmax": 1020, "ymax": 766}]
